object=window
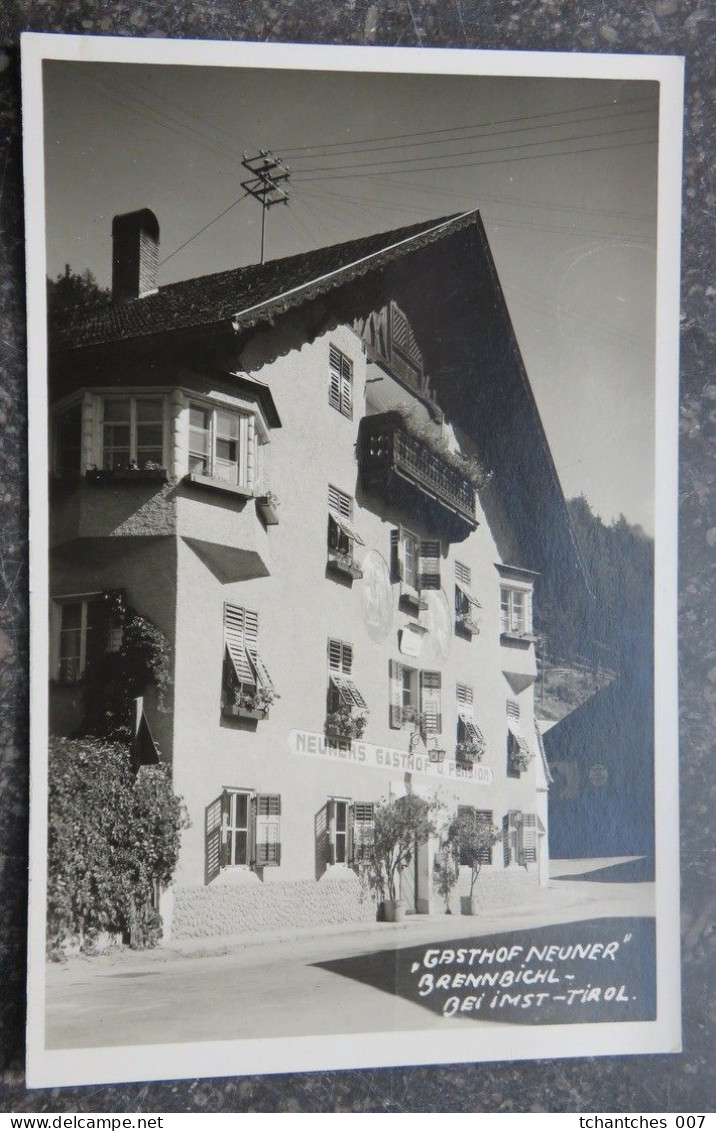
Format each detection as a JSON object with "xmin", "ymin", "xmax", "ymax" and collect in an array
[
  {"xmin": 391, "ymin": 528, "xmax": 441, "ymax": 601},
  {"xmin": 189, "ymin": 403, "xmax": 257, "ymax": 488},
  {"xmin": 327, "ymin": 798, "xmax": 375, "ymax": 865},
  {"xmin": 226, "ymin": 790, "xmax": 251, "ymax": 866},
  {"xmin": 456, "ymin": 806, "xmax": 495, "ymax": 866},
  {"xmin": 53, "ymin": 402, "xmax": 83, "ymax": 474},
  {"xmin": 205, "ymin": 790, "xmax": 281, "ymax": 882},
  {"xmin": 389, "ymin": 659, "xmax": 441, "ymax": 732},
  {"xmin": 503, "ymin": 810, "xmax": 537, "ymax": 867},
  {"xmin": 506, "ymin": 698, "xmax": 532, "ymax": 774},
  {"xmin": 222, "ymin": 604, "xmax": 275, "ymax": 716},
  {"xmin": 101, "ymin": 395, "xmax": 166, "ymax": 470},
  {"xmin": 329, "ymin": 798, "xmax": 350, "ymax": 864},
  {"xmin": 54, "ymin": 595, "xmax": 104, "ymax": 682},
  {"xmin": 327, "ymin": 486, "xmax": 364, "ymax": 566},
  {"xmin": 328, "ymin": 345, "xmax": 353, "ymax": 418},
  {"xmin": 500, "ymin": 585, "xmax": 533, "ymax": 636},
  {"xmin": 327, "ymin": 638, "xmax": 368, "ymax": 711},
  {"xmin": 456, "ymin": 682, "xmax": 485, "ymax": 756},
  {"xmin": 455, "ymin": 561, "xmax": 482, "ymax": 633}
]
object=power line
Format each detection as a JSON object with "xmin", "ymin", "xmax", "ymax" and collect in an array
[
  {"xmin": 286, "ymin": 103, "xmax": 658, "ymax": 164},
  {"xmin": 88, "ymin": 74, "xmax": 242, "ymax": 163},
  {"xmin": 158, "ymin": 191, "xmax": 250, "ymax": 267},
  {"xmin": 67, "ymin": 71, "xmax": 241, "ymax": 167},
  {"xmin": 361, "ymin": 172, "xmax": 655, "ymax": 222},
  {"xmin": 298, "ymin": 182, "xmax": 651, "ymax": 245},
  {"xmin": 278, "ymin": 93, "xmax": 657, "ymax": 154},
  {"xmin": 292, "ymin": 136, "xmax": 658, "ymax": 183},
  {"xmin": 293, "ymin": 123, "xmax": 657, "ymax": 176}
]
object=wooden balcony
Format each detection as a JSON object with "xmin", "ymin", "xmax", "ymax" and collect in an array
[{"xmin": 357, "ymin": 412, "xmax": 477, "ymax": 540}]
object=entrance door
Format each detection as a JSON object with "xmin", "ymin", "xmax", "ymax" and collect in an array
[{"xmin": 399, "ymin": 834, "xmax": 419, "ymax": 912}]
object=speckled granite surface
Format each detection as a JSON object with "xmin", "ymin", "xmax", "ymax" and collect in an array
[{"xmin": 0, "ymin": 0, "xmax": 713, "ymax": 1113}]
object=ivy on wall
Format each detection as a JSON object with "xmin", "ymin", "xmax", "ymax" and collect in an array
[
  {"xmin": 48, "ymin": 737, "xmax": 189, "ymax": 953},
  {"xmin": 81, "ymin": 589, "xmax": 172, "ymax": 739}
]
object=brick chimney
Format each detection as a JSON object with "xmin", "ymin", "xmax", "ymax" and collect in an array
[{"xmin": 111, "ymin": 208, "xmax": 160, "ymax": 301}]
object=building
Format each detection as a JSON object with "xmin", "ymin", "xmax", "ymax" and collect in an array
[{"xmin": 48, "ymin": 208, "xmax": 584, "ymax": 939}]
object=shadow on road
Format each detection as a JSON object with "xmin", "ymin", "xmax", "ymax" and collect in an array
[
  {"xmin": 555, "ymin": 858, "xmax": 655, "ymax": 883},
  {"xmin": 314, "ymin": 917, "xmax": 655, "ymax": 1025}
]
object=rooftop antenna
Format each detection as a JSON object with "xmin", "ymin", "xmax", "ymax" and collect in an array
[{"xmin": 240, "ymin": 151, "xmax": 291, "ymax": 265}]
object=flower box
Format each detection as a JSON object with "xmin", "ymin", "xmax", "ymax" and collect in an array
[
  {"xmin": 327, "ymin": 550, "xmax": 363, "ymax": 580},
  {"xmin": 457, "ymin": 613, "xmax": 481, "ymax": 636},
  {"xmin": 509, "ymin": 754, "xmax": 531, "ymax": 774},
  {"xmin": 222, "ymin": 703, "xmax": 268, "ymax": 721},
  {"xmin": 325, "ymin": 711, "xmax": 368, "ymax": 741},
  {"xmin": 456, "ymin": 742, "xmax": 484, "ymax": 764},
  {"xmin": 255, "ymin": 494, "xmax": 280, "ymax": 525}
]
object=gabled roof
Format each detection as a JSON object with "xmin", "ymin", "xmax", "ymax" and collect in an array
[{"xmin": 51, "ymin": 212, "xmax": 475, "ymax": 352}]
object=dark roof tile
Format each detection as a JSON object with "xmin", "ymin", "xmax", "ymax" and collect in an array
[{"xmin": 51, "ymin": 212, "xmax": 477, "ymax": 351}]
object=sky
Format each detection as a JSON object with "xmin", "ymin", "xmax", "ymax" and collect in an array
[{"xmin": 42, "ymin": 60, "xmax": 659, "ymax": 534}]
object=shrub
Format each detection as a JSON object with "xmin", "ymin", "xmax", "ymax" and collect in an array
[
  {"xmin": 47, "ymin": 736, "xmax": 188, "ymax": 953},
  {"xmin": 81, "ymin": 589, "xmax": 171, "ymax": 740}
]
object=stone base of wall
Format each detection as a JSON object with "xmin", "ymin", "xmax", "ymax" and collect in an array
[{"xmin": 172, "ymin": 873, "xmax": 376, "ymax": 939}]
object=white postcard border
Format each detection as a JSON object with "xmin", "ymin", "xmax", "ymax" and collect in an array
[{"xmin": 22, "ymin": 32, "xmax": 684, "ymax": 1089}]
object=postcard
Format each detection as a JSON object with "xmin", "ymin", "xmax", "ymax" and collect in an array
[{"xmin": 22, "ymin": 33, "xmax": 683, "ymax": 1088}]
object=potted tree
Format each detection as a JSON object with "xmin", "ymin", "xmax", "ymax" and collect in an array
[
  {"xmin": 433, "ymin": 842, "xmax": 460, "ymax": 914},
  {"xmin": 451, "ymin": 810, "xmax": 503, "ymax": 916},
  {"xmin": 367, "ymin": 793, "xmax": 439, "ymax": 922}
]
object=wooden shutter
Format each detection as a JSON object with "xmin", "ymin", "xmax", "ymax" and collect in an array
[
  {"xmin": 328, "ymin": 485, "xmax": 352, "ymax": 520},
  {"xmin": 390, "ymin": 528, "xmax": 403, "ymax": 582},
  {"xmin": 205, "ymin": 792, "xmax": 229, "ymax": 884},
  {"xmin": 352, "ymin": 802, "xmax": 374, "ymax": 863},
  {"xmin": 254, "ymin": 794, "xmax": 281, "ymax": 867},
  {"xmin": 328, "ymin": 638, "xmax": 343, "ymax": 672},
  {"xmin": 328, "ymin": 347, "xmax": 342, "ymax": 411},
  {"xmin": 235, "ymin": 608, "xmax": 274, "ymax": 691},
  {"xmin": 327, "ymin": 798, "xmax": 336, "ymax": 865},
  {"xmin": 332, "ymin": 675, "xmax": 367, "ymax": 710},
  {"xmin": 419, "ymin": 540, "xmax": 441, "ymax": 590},
  {"xmin": 456, "ymin": 804, "xmax": 475, "ymax": 865},
  {"xmin": 504, "ymin": 810, "xmax": 523, "ymax": 867},
  {"xmin": 502, "ymin": 812, "xmax": 512, "ymax": 867},
  {"xmin": 522, "ymin": 813, "xmax": 537, "ymax": 864},
  {"xmin": 421, "ymin": 670, "xmax": 442, "ymax": 733},
  {"xmin": 456, "ymin": 683, "xmax": 473, "ymax": 712},
  {"xmin": 475, "ymin": 810, "xmax": 495, "ymax": 865},
  {"xmin": 455, "ymin": 561, "xmax": 471, "ymax": 588},
  {"xmin": 329, "ymin": 345, "xmax": 352, "ymax": 419},
  {"xmin": 389, "ymin": 659, "xmax": 403, "ymax": 728},
  {"xmin": 224, "ymin": 603, "xmax": 255, "ymax": 685}
]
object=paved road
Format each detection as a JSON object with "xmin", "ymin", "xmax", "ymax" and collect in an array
[{"xmin": 46, "ymin": 869, "xmax": 655, "ymax": 1050}]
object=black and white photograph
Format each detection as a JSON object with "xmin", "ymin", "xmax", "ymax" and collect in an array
[{"xmin": 21, "ymin": 35, "xmax": 683, "ymax": 1088}]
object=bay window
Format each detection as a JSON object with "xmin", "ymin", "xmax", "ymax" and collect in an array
[
  {"xmin": 102, "ymin": 395, "xmax": 165, "ymax": 470},
  {"xmin": 189, "ymin": 403, "xmax": 256, "ymax": 489}
]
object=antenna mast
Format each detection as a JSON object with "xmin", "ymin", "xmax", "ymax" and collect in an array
[{"xmin": 240, "ymin": 151, "xmax": 291, "ymax": 264}]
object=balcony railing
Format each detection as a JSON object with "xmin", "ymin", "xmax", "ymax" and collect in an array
[{"xmin": 357, "ymin": 412, "xmax": 477, "ymax": 537}]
